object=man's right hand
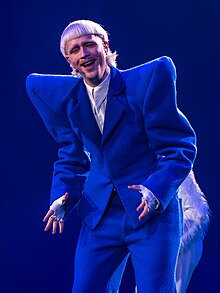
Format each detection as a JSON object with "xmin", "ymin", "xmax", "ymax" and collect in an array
[{"xmin": 43, "ymin": 192, "xmax": 69, "ymax": 235}]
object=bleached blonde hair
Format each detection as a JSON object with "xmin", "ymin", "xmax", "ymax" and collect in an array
[{"xmin": 60, "ymin": 19, "xmax": 117, "ymax": 68}]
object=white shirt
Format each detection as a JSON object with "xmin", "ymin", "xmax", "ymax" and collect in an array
[{"xmin": 84, "ymin": 71, "xmax": 111, "ymax": 133}]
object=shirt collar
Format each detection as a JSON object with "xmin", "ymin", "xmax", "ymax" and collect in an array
[{"xmin": 84, "ymin": 70, "xmax": 111, "ymax": 110}]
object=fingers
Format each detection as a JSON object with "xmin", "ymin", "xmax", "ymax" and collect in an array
[
  {"xmin": 128, "ymin": 184, "xmax": 142, "ymax": 191},
  {"xmin": 44, "ymin": 214, "xmax": 54, "ymax": 232},
  {"xmin": 128, "ymin": 184, "xmax": 150, "ymax": 221},
  {"xmin": 43, "ymin": 209, "xmax": 54, "ymax": 222},
  {"xmin": 128, "ymin": 185, "xmax": 150, "ymax": 220},
  {"xmin": 43, "ymin": 210, "xmax": 65, "ymax": 234},
  {"xmin": 136, "ymin": 197, "xmax": 150, "ymax": 221},
  {"xmin": 51, "ymin": 218, "xmax": 64, "ymax": 234},
  {"xmin": 52, "ymin": 219, "xmax": 58, "ymax": 234},
  {"xmin": 59, "ymin": 220, "xmax": 65, "ymax": 234},
  {"xmin": 138, "ymin": 203, "xmax": 150, "ymax": 221},
  {"xmin": 138, "ymin": 200, "xmax": 150, "ymax": 221},
  {"xmin": 136, "ymin": 200, "xmax": 145, "ymax": 211},
  {"xmin": 44, "ymin": 216, "xmax": 65, "ymax": 234}
]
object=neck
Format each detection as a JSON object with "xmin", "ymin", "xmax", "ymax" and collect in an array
[{"xmin": 85, "ymin": 66, "xmax": 110, "ymax": 87}]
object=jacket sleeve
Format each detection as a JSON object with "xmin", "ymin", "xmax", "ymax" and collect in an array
[
  {"xmin": 142, "ymin": 56, "xmax": 197, "ymax": 212},
  {"xmin": 26, "ymin": 74, "xmax": 90, "ymax": 214}
]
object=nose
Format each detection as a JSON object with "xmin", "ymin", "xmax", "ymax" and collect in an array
[{"xmin": 80, "ymin": 46, "xmax": 90, "ymax": 59}]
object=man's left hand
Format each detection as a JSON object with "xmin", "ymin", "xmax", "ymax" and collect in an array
[{"xmin": 128, "ymin": 185, "xmax": 150, "ymax": 221}]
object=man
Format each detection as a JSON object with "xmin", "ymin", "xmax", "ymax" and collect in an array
[{"xmin": 26, "ymin": 19, "xmax": 197, "ymax": 292}]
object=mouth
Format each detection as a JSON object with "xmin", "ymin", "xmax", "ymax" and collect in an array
[{"xmin": 80, "ymin": 59, "xmax": 96, "ymax": 68}]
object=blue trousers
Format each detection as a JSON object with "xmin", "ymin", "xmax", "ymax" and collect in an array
[{"xmin": 72, "ymin": 193, "xmax": 182, "ymax": 293}]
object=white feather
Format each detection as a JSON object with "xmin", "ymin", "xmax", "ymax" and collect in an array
[{"xmin": 179, "ymin": 171, "xmax": 210, "ymax": 252}]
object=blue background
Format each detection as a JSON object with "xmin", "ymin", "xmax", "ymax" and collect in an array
[{"xmin": 2, "ymin": 0, "xmax": 220, "ymax": 292}]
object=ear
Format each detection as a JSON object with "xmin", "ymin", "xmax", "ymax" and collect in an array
[
  {"xmin": 103, "ymin": 41, "xmax": 109, "ymax": 54},
  {"xmin": 65, "ymin": 55, "xmax": 70, "ymax": 63}
]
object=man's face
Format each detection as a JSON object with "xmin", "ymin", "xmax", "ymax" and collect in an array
[{"xmin": 65, "ymin": 34, "xmax": 110, "ymax": 87}]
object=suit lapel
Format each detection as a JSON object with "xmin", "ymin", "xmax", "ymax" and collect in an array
[
  {"xmin": 69, "ymin": 67, "xmax": 127, "ymax": 147},
  {"xmin": 69, "ymin": 80, "xmax": 102, "ymax": 146},
  {"xmin": 101, "ymin": 67, "xmax": 127, "ymax": 145}
]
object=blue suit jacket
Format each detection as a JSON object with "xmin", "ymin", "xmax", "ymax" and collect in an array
[{"xmin": 26, "ymin": 56, "xmax": 196, "ymax": 229}]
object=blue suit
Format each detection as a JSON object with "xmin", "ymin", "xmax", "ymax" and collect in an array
[{"xmin": 26, "ymin": 56, "xmax": 196, "ymax": 292}]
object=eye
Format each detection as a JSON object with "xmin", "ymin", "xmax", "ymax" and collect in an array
[
  {"xmin": 85, "ymin": 42, "xmax": 96, "ymax": 48},
  {"xmin": 69, "ymin": 46, "xmax": 80, "ymax": 54}
]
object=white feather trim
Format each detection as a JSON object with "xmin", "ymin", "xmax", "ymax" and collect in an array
[{"xmin": 179, "ymin": 170, "xmax": 210, "ymax": 252}]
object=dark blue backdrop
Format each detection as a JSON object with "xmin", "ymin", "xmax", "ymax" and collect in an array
[{"xmin": 2, "ymin": 0, "xmax": 220, "ymax": 292}]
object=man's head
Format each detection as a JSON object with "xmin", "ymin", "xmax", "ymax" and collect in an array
[{"xmin": 60, "ymin": 20, "xmax": 117, "ymax": 86}]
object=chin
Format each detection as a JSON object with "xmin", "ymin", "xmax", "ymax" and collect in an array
[{"xmin": 85, "ymin": 72, "xmax": 100, "ymax": 80}]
